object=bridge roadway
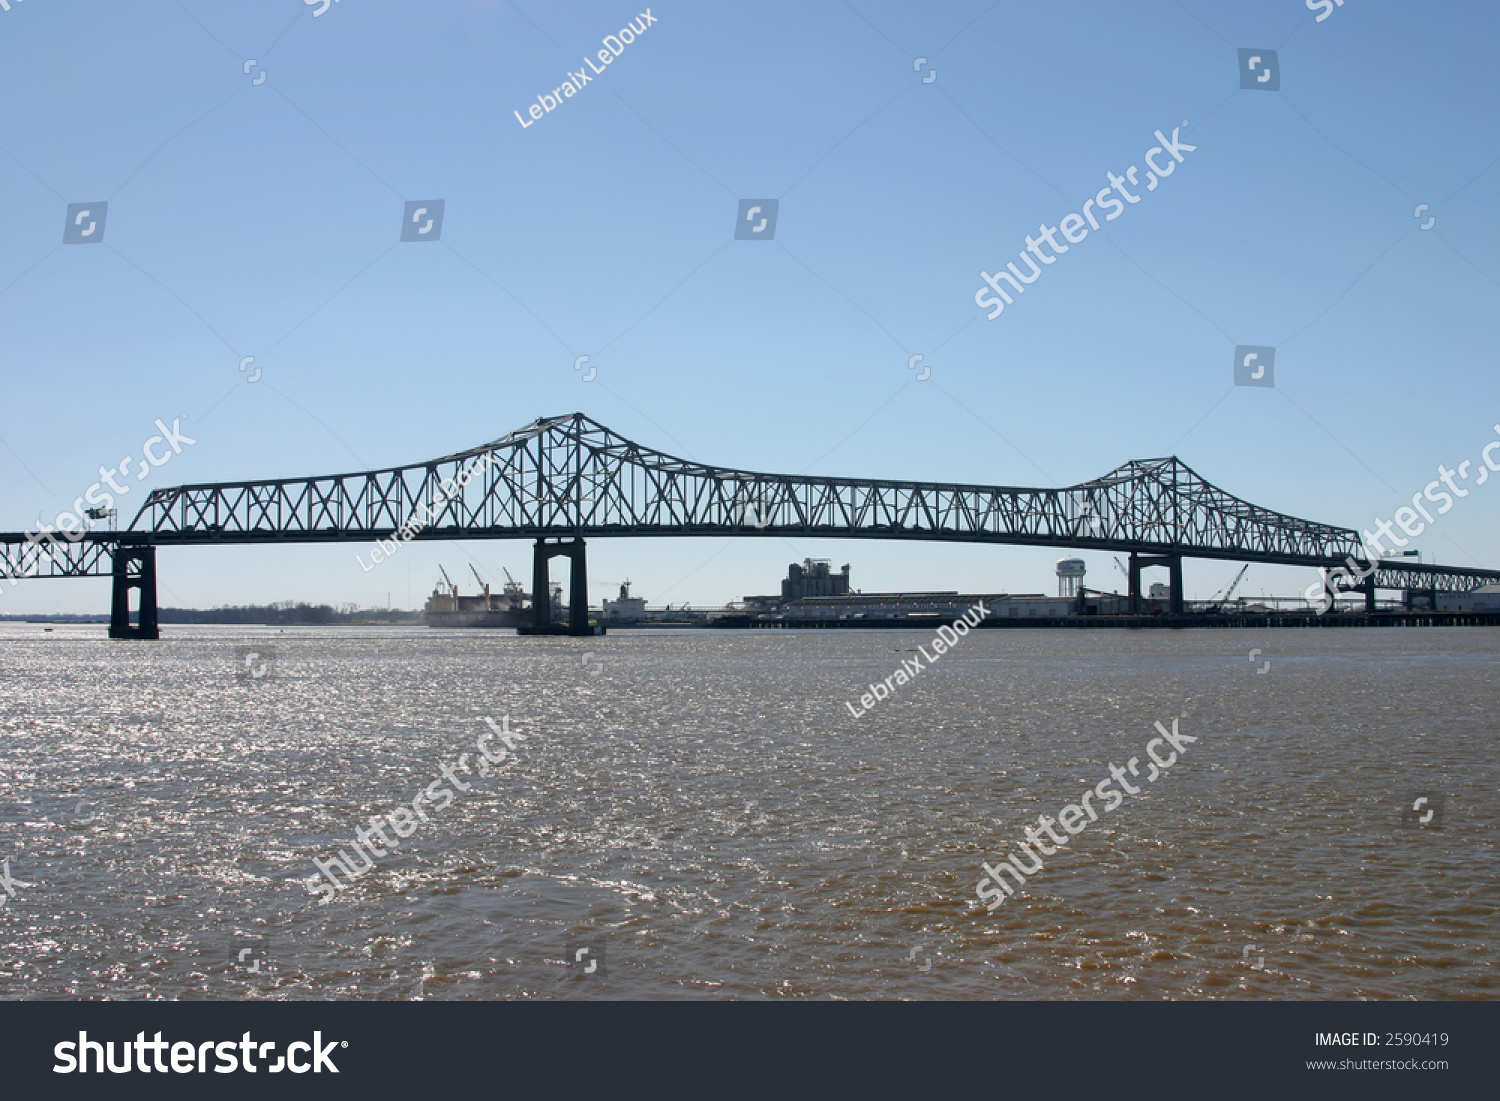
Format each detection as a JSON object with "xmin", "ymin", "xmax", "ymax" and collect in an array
[{"xmin": 2, "ymin": 413, "xmax": 1496, "ymax": 637}]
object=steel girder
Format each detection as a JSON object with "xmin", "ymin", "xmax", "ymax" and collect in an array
[
  {"xmin": 1362, "ymin": 562, "xmax": 1500, "ymax": 593},
  {"xmin": 0, "ymin": 534, "xmax": 119, "ymax": 579}
]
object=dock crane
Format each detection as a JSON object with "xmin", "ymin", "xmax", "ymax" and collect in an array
[
  {"xmin": 1205, "ymin": 564, "xmax": 1249, "ymax": 612},
  {"xmin": 469, "ymin": 563, "xmax": 491, "ymax": 597}
]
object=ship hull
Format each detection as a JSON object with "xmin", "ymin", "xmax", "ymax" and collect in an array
[{"xmin": 423, "ymin": 609, "xmax": 531, "ymax": 629}]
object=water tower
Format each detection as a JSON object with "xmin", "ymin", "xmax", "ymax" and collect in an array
[{"xmin": 1056, "ymin": 557, "xmax": 1086, "ymax": 598}]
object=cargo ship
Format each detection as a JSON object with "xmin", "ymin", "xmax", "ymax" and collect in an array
[
  {"xmin": 601, "ymin": 580, "xmax": 647, "ymax": 623},
  {"xmin": 422, "ymin": 565, "xmax": 559, "ymax": 629}
]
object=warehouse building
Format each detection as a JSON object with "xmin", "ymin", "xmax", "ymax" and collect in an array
[
  {"xmin": 781, "ymin": 592, "xmax": 1075, "ymax": 620},
  {"xmin": 1436, "ymin": 583, "xmax": 1500, "ymax": 612}
]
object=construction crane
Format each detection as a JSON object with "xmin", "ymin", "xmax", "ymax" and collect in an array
[
  {"xmin": 1204, "ymin": 564, "xmax": 1249, "ymax": 612},
  {"xmin": 468, "ymin": 563, "xmax": 490, "ymax": 596}
]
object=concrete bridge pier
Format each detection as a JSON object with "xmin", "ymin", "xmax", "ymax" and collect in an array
[
  {"xmin": 520, "ymin": 537, "xmax": 603, "ymax": 636},
  {"xmin": 1128, "ymin": 552, "xmax": 1184, "ymax": 614},
  {"xmin": 108, "ymin": 544, "xmax": 159, "ymax": 640}
]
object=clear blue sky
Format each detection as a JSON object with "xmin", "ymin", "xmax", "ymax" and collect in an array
[{"xmin": 3, "ymin": 0, "xmax": 1497, "ymax": 613}]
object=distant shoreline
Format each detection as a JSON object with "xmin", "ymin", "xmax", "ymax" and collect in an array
[{"xmin": 0, "ymin": 605, "xmax": 422, "ymax": 626}]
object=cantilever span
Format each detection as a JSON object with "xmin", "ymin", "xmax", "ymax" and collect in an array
[
  {"xmin": 133, "ymin": 412, "xmax": 1365, "ymax": 564},
  {"xmin": 3, "ymin": 412, "xmax": 1498, "ymax": 636}
]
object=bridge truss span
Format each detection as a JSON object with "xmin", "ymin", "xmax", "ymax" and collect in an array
[
  {"xmin": 132, "ymin": 413, "xmax": 1368, "ymax": 569},
  {"xmin": 5, "ymin": 412, "xmax": 1496, "ymax": 637}
]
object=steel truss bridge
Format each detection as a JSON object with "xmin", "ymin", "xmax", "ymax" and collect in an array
[{"xmin": 3, "ymin": 412, "xmax": 1495, "ymax": 637}]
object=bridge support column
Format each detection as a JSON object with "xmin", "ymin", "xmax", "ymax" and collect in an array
[
  {"xmin": 108, "ymin": 544, "xmax": 159, "ymax": 640},
  {"xmin": 520, "ymin": 537, "xmax": 603, "ymax": 636},
  {"xmin": 531, "ymin": 539, "xmax": 553, "ymax": 629},
  {"xmin": 1128, "ymin": 553, "xmax": 1182, "ymax": 614},
  {"xmin": 570, "ymin": 543, "xmax": 589, "ymax": 633},
  {"xmin": 1361, "ymin": 574, "xmax": 1376, "ymax": 613}
]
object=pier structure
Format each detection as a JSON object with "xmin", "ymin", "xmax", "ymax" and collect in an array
[
  {"xmin": 519, "ymin": 536, "xmax": 601, "ymax": 635},
  {"xmin": 1128, "ymin": 552, "xmax": 1185, "ymax": 615},
  {"xmin": 108, "ymin": 544, "xmax": 159, "ymax": 639}
]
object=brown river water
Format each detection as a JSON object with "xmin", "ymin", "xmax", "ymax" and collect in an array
[{"xmin": 0, "ymin": 623, "xmax": 1495, "ymax": 1000}]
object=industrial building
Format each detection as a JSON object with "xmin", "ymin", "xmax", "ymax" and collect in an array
[
  {"xmin": 752, "ymin": 558, "xmax": 1125, "ymax": 621},
  {"xmin": 1436, "ymin": 584, "xmax": 1500, "ymax": 612},
  {"xmin": 783, "ymin": 559, "xmax": 851, "ymax": 600},
  {"xmin": 782, "ymin": 593, "xmax": 1075, "ymax": 620},
  {"xmin": 741, "ymin": 558, "xmax": 850, "ymax": 612}
]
